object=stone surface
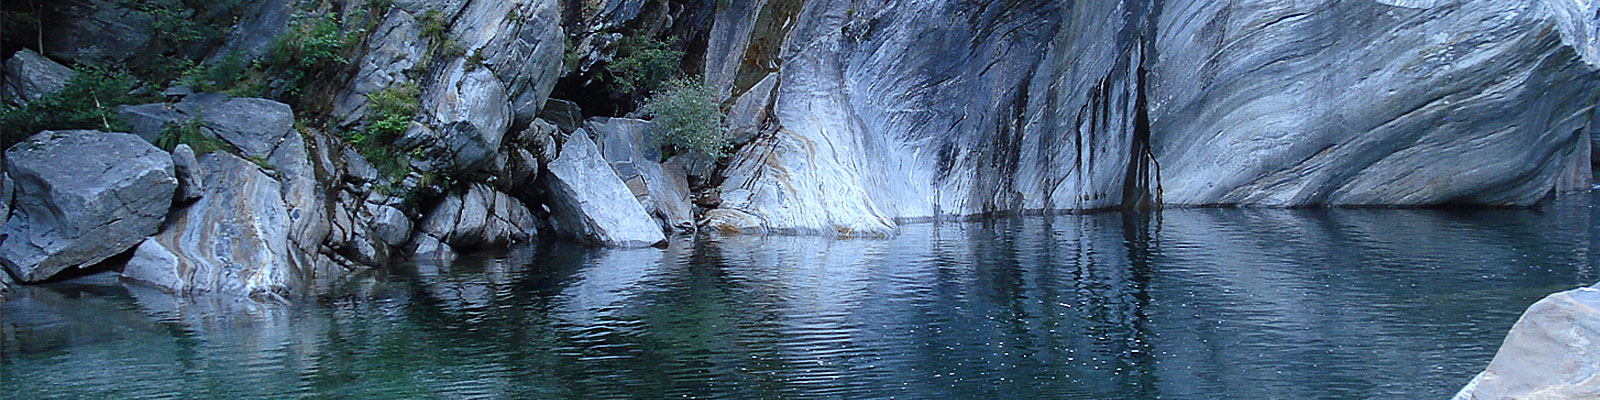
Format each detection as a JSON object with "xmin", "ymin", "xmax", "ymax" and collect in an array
[
  {"xmin": 544, "ymin": 130, "xmax": 666, "ymax": 247},
  {"xmin": 175, "ymin": 93, "xmax": 297, "ymax": 158},
  {"xmin": 2, "ymin": 49, "xmax": 76, "ymax": 106},
  {"xmin": 704, "ymin": 0, "xmax": 1600, "ymax": 236},
  {"xmin": 171, "ymin": 144, "xmax": 204, "ymax": 202},
  {"xmin": 0, "ymin": 131, "xmax": 176, "ymax": 282},
  {"xmin": 367, "ymin": 203, "xmax": 413, "ymax": 247},
  {"xmin": 117, "ymin": 103, "xmax": 188, "ymax": 143},
  {"xmin": 143, "ymin": 152, "xmax": 298, "ymax": 302},
  {"xmin": 587, "ymin": 117, "xmax": 695, "ymax": 232},
  {"xmin": 540, "ymin": 99, "xmax": 585, "ymax": 134},
  {"xmin": 121, "ymin": 238, "xmax": 183, "ymax": 293},
  {"xmin": 40, "ymin": 0, "xmax": 155, "ymax": 66},
  {"xmin": 1455, "ymin": 286, "xmax": 1600, "ymax": 400},
  {"xmin": 419, "ymin": 61, "xmax": 513, "ymax": 173},
  {"xmin": 415, "ymin": 183, "xmax": 537, "ymax": 251}
]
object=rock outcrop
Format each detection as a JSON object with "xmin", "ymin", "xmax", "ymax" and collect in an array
[
  {"xmin": 704, "ymin": 0, "xmax": 1600, "ymax": 236},
  {"xmin": 0, "ymin": 131, "xmax": 176, "ymax": 282},
  {"xmin": 2, "ymin": 49, "xmax": 76, "ymax": 106},
  {"xmin": 124, "ymin": 152, "xmax": 298, "ymax": 302},
  {"xmin": 414, "ymin": 183, "xmax": 538, "ymax": 253},
  {"xmin": 587, "ymin": 117, "xmax": 695, "ymax": 233},
  {"xmin": 544, "ymin": 130, "xmax": 666, "ymax": 247},
  {"xmin": 1455, "ymin": 286, "xmax": 1600, "ymax": 400}
]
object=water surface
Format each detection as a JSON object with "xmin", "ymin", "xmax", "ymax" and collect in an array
[{"xmin": 3, "ymin": 194, "xmax": 1597, "ymax": 399}]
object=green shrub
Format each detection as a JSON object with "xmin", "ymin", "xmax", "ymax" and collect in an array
[
  {"xmin": 154, "ymin": 117, "xmax": 231, "ymax": 155},
  {"xmin": 0, "ymin": 66, "xmax": 138, "ymax": 149},
  {"xmin": 345, "ymin": 83, "xmax": 421, "ymax": 178},
  {"xmin": 646, "ymin": 79, "xmax": 730, "ymax": 159},
  {"xmin": 262, "ymin": 11, "xmax": 364, "ymax": 95},
  {"xmin": 609, "ymin": 36, "xmax": 683, "ymax": 94},
  {"xmin": 417, "ymin": 10, "xmax": 463, "ymax": 68}
]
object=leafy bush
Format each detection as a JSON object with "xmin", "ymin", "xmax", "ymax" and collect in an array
[
  {"xmin": 154, "ymin": 117, "xmax": 231, "ymax": 155},
  {"xmin": 609, "ymin": 36, "xmax": 683, "ymax": 94},
  {"xmin": 345, "ymin": 83, "xmax": 421, "ymax": 178},
  {"xmin": 262, "ymin": 12, "xmax": 364, "ymax": 95},
  {"xmin": 0, "ymin": 66, "xmax": 138, "ymax": 148},
  {"xmin": 645, "ymin": 79, "xmax": 730, "ymax": 159}
]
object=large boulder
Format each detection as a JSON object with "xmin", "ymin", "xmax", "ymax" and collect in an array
[
  {"xmin": 174, "ymin": 93, "xmax": 297, "ymax": 158},
  {"xmin": 1455, "ymin": 286, "xmax": 1600, "ymax": 400},
  {"xmin": 414, "ymin": 183, "xmax": 537, "ymax": 252},
  {"xmin": 0, "ymin": 131, "xmax": 177, "ymax": 282},
  {"xmin": 544, "ymin": 130, "xmax": 666, "ymax": 247},
  {"xmin": 586, "ymin": 117, "xmax": 695, "ymax": 233},
  {"xmin": 2, "ymin": 49, "xmax": 76, "ymax": 106},
  {"xmin": 122, "ymin": 152, "xmax": 298, "ymax": 302}
]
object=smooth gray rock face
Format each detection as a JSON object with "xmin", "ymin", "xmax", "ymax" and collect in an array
[
  {"xmin": 2, "ymin": 49, "xmax": 76, "ymax": 106},
  {"xmin": 544, "ymin": 130, "xmax": 666, "ymax": 247},
  {"xmin": 1454, "ymin": 287, "xmax": 1600, "ymax": 400},
  {"xmin": 0, "ymin": 131, "xmax": 177, "ymax": 282},
  {"xmin": 420, "ymin": 61, "xmax": 513, "ymax": 173},
  {"xmin": 122, "ymin": 238, "xmax": 183, "ymax": 293},
  {"xmin": 587, "ymin": 117, "xmax": 695, "ymax": 232},
  {"xmin": 175, "ymin": 94, "xmax": 297, "ymax": 159},
  {"xmin": 416, "ymin": 183, "xmax": 537, "ymax": 251},
  {"xmin": 143, "ymin": 152, "xmax": 298, "ymax": 302},
  {"xmin": 706, "ymin": 0, "xmax": 1600, "ymax": 236},
  {"xmin": 171, "ymin": 144, "xmax": 204, "ymax": 203},
  {"xmin": 1149, "ymin": 0, "xmax": 1600, "ymax": 206}
]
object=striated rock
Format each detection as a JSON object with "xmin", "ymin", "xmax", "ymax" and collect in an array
[
  {"xmin": 419, "ymin": 61, "xmax": 513, "ymax": 173},
  {"xmin": 135, "ymin": 152, "xmax": 298, "ymax": 302},
  {"xmin": 544, "ymin": 130, "xmax": 666, "ymax": 247},
  {"xmin": 2, "ymin": 49, "xmax": 76, "ymax": 106},
  {"xmin": 1454, "ymin": 286, "xmax": 1600, "ymax": 400},
  {"xmin": 415, "ymin": 183, "xmax": 537, "ymax": 252},
  {"xmin": 0, "ymin": 131, "xmax": 177, "ymax": 282},
  {"xmin": 587, "ymin": 117, "xmax": 695, "ymax": 232},
  {"xmin": 171, "ymin": 144, "xmax": 204, "ymax": 202},
  {"xmin": 705, "ymin": 0, "xmax": 1599, "ymax": 236},
  {"xmin": 332, "ymin": 8, "xmax": 428, "ymax": 125}
]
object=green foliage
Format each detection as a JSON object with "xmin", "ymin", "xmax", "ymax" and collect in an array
[
  {"xmin": 344, "ymin": 83, "xmax": 422, "ymax": 179},
  {"xmin": 262, "ymin": 11, "xmax": 365, "ymax": 95},
  {"xmin": 0, "ymin": 66, "xmax": 138, "ymax": 149},
  {"xmin": 417, "ymin": 10, "xmax": 464, "ymax": 68},
  {"xmin": 645, "ymin": 79, "xmax": 730, "ymax": 159},
  {"xmin": 178, "ymin": 52, "xmax": 252, "ymax": 92},
  {"xmin": 609, "ymin": 36, "xmax": 683, "ymax": 94},
  {"xmin": 154, "ymin": 118, "xmax": 231, "ymax": 155}
]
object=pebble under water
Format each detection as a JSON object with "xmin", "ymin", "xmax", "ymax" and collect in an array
[{"xmin": 3, "ymin": 193, "xmax": 1598, "ymax": 399}]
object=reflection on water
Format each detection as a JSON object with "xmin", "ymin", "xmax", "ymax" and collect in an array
[{"xmin": 3, "ymin": 194, "xmax": 1597, "ymax": 399}]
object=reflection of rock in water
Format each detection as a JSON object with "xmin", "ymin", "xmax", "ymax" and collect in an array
[{"xmin": 411, "ymin": 247, "xmax": 539, "ymax": 315}]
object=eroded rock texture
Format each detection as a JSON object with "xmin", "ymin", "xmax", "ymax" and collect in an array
[{"xmin": 705, "ymin": 0, "xmax": 1600, "ymax": 235}]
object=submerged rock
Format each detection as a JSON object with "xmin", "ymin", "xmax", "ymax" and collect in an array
[
  {"xmin": 544, "ymin": 130, "xmax": 666, "ymax": 248},
  {"xmin": 2, "ymin": 49, "xmax": 76, "ymax": 106},
  {"xmin": 0, "ymin": 131, "xmax": 176, "ymax": 282},
  {"xmin": 1455, "ymin": 286, "xmax": 1600, "ymax": 400}
]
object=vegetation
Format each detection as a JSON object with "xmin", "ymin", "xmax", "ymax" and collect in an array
[
  {"xmin": 261, "ymin": 11, "xmax": 366, "ymax": 97},
  {"xmin": 154, "ymin": 117, "xmax": 232, "ymax": 155},
  {"xmin": 0, "ymin": 66, "xmax": 139, "ymax": 148},
  {"xmin": 645, "ymin": 79, "xmax": 731, "ymax": 159},
  {"xmin": 609, "ymin": 36, "xmax": 683, "ymax": 94},
  {"xmin": 417, "ymin": 10, "xmax": 464, "ymax": 70},
  {"xmin": 345, "ymin": 83, "xmax": 422, "ymax": 179}
]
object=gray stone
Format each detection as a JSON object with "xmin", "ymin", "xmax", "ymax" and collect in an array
[
  {"xmin": 419, "ymin": 61, "xmax": 513, "ymax": 173},
  {"xmin": 121, "ymin": 238, "xmax": 182, "ymax": 293},
  {"xmin": 2, "ymin": 49, "xmax": 76, "ymax": 106},
  {"xmin": 332, "ymin": 8, "xmax": 428, "ymax": 125},
  {"xmin": 41, "ymin": 0, "xmax": 154, "ymax": 66},
  {"xmin": 544, "ymin": 130, "xmax": 666, "ymax": 247},
  {"xmin": 0, "ymin": 130, "xmax": 177, "ymax": 282},
  {"xmin": 416, "ymin": 183, "xmax": 537, "ymax": 251},
  {"xmin": 343, "ymin": 147, "xmax": 379, "ymax": 184},
  {"xmin": 144, "ymin": 152, "xmax": 298, "ymax": 302},
  {"xmin": 1454, "ymin": 287, "xmax": 1600, "ymax": 400},
  {"xmin": 171, "ymin": 144, "xmax": 204, "ymax": 202},
  {"xmin": 540, "ymin": 99, "xmax": 585, "ymax": 134},
  {"xmin": 117, "ymin": 103, "xmax": 188, "ymax": 143},
  {"xmin": 0, "ymin": 173, "xmax": 13, "ymax": 226},
  {"xmin": 587, "ymin": 117, "xmax": 695, "ymax": 232},
  {"xmin": 367, "ymin": 203, "xmax": 413, "ymax": 247},
  {"xmin": 176, "ymin": 94, "xmax": 296, "ymax": 158}
]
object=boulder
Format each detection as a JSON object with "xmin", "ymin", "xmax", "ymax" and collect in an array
[
  {"xmin": 121, "ymin": 238, "xmax": 182, "ymax": 293},
  {"xmin": 171, "ymin": 144, "xmax": 204, "ymax": 202},
  {"xmin": 133, "ymin": 152, "xmax": 298, "ymax": 302},
  {"xmin": 117, "ymin": 103, "xmax": 187, "ymax": 143},
  {"xmin": 2, "ymin": 49, "xmax": 76, "ymax": 106},
  {"xmin": 367, "ymin": 203, "xmax": 413, "ymax": 247},
  {"xmin": 418, "ymin": 61, "xmax": 513, "ymax": 173},
  {"xmin": 0, "ymin": 131, "xmax": 177, "ymax": 282},
  {"xmin": 543, "ymin": 130, "xmax": 666, "ymax": 247},
  {"xmin": 587, "ymin": 117, "xmax": 695, "ymax": 232},
  {"xmin": 175, "ymin": 93, "xmax": 296, "ymax": 158},
  {"xmin": 539, "ymin": 99, "xmax": 584, "ymax": 134},
  {"xmin": 415, "ymin": 183, "xmax": 537, "ymax": 251},
  {"xmin": 1454, "ymin": 286, "xmax": 1600, "ymax": 400}
]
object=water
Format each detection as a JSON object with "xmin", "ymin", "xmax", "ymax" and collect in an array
[{"xmin": 4, "ymin": 194, "xmax": 1598, "ymax": 399}]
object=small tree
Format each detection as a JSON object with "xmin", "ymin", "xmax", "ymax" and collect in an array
[{"xmin": 646, "ymin": 79, "xmax": 731, "ymax": 159}]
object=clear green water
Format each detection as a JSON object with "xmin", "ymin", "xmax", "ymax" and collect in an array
[{"xmin": 3, "ymin": 194, "xmax": 1597, "ymax": 399}]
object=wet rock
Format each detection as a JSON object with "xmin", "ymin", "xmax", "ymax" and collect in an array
[
  {"xmin": 587, "ymin": 117, "xmax": 695, "ymax": 232},
  {"xmin": 141, "ymin": 152, "xmax": 297, "ymax": 302},
  {"xmin": 0, "ymin": 131, "xmax": 177, "ymax": 282},
  {"xmin": 544, "ymin": 130, "xmax": 666, "ymax": 247},
  {"xmin": 416, "ymin": 183, "xmax": 537, "ymax": 251},
  {"xmin": 171, "ymin": 144, "xmax": 204, "ymax": 202},
  {"xmin": 1455, "ymin": 286, "xmax": 1600, "ymax": 400},
  {"xmin": 2, "ymin": 49, "xmax": 76, "ymax": 106}
]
